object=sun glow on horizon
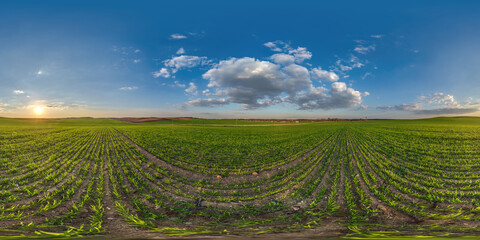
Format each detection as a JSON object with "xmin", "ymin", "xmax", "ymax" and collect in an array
[{"xmin": 34, "ymin": 106, "xmax": 44, "ymax": 115}]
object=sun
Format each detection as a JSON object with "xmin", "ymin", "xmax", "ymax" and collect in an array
[{"xmin": 34, "ymin": 106, "xmax": 44, "ymax": 115}]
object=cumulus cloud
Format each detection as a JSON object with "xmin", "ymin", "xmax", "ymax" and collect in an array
[
  {"xmin": 310, "ymin": 67, "xmax": 339, "ymax": 82},
  {"xmin": 282, "ymin": 64, "xmax": 312, "ymax": 95},
  {"xmin": 119, "ymin": 86, "xmax": 138, "ymax": 91},
  {"xmin": 289, "ymin": 47, "xmax": 312, "ymax": 63},
  {"xmin": 189, "ymin": 57, "xmax": 367, "ymax": 110},
  {"xmin": 203, "ymin": 57, "xmax": 285, "ymax": 108},
  {"xmin": 133, "ymin": 59, "xmax": 141, "ymax": 63},
  {"xmin": 153, "ymin": 55, "xmax": 209, "ymax": 78},
  {"xmin": 153, "ymin": 68, "xmax": 171, "ymax": 78},
  {"xmin": 270, "ymin": 53, "xmax": 295, "ymax": 65},
  {"xmin": 179, "ymin": 40, "xmax": 370, "ymax": 111},
  {"xmin": 264, "ymin": 41, "xmax": 312, "ymax": 63},
  {"xmin": 421, "ymin": 93, "xmax": 458, "ymax": 106},
  {"xmin": 176, "ymin": 48, "xmax": 185, "ymax": 54},
  {"xmin": 170, "ymin": 33, "xmax": 187, "ymax": 39},
  {"xmin": 13, "ymin": 90, "xmax": 24, "ymax": 94},
  {"xmin": 185, "ymin": 82, "xmax": 198, "ymax": 95},
  {"xmin": 286, "ymin": 82, "xmax": 362, "ymax": 110},
  {"xmin": 264, "ymin": 41, "xmax": 288, "ymax": 52}
]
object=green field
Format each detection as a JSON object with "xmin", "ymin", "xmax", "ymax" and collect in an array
[{"xmin": 1, "ymin": 117, "xmax": 480, "ymax": 239}]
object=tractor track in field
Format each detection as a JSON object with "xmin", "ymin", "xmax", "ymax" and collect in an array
[
  {"xmin": 114, "ymin": 127, "xmax": 344, "ymax": 208},
  {"xmin": 346, "ymin": 134, "xmax": 418, "ymax": 224},
  {"xmin": 122, "ymin": 133, "xmax": 335, "ymax": 202},
  {"xmin": 351, "ymin": 134, "xmax": 479, "ymax": 211},
  {"xmin": 114, "ymin": 128, "xmax": 336, "ymax": 184},
  {"xmin": 0, "ymin": 160, "xmax": 95, "ymax": 229}
]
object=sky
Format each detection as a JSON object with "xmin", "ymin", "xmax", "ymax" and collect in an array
[{"xmin": 1, "ymin": 0, "xmax": 480, "ymax": 119}]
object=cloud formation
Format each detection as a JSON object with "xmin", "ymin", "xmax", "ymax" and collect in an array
[
  {"xmin": 187, "ymin": 98, "xmax": 228, "ymax": 107},
  {"xmin": 335, "ymin": 55, "xmax": 365, "ymax": 73},
  {"xmin": 153, "ymin": 55, "xmax": 209, "ymax": 78},
  {"xmin": 270, "ymin": 53, "xmax": 295, "ymax": 65},
  {"xmin": 188, "ymin": 53, "xmax": 367, "ymax": 110},
  {"xmin": 13, "ymin": 90, "xmax": 24, "ymax": 94},
  {"xmin": 185, "ymin": 82, "xmax": 198, "ymax": 95},
  {"xmin": 354, "ymin": 45, "xmax": 375, "ymax": 54},
  {"xmin": 310, "ymin": 67, "xmax": 339, "ymax": 82},
  {"xmin": 176, "ymin": 48, "xmax": 185, "ymax": 54},
  {"xmin": 170, "ymin": 33, "xmax": 187, "ymax": 39},
  {"xmin": 284, "ymin": 82, "xmax": 362, "ymax": 110},
  {"xmin": 377, "ymin": 93, "xmax": 479, "ymax": 115},
  {"xmin": 264, "ymin": 41, "xmax": 312, "ymax": 63}
]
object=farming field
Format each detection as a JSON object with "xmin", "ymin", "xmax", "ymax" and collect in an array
[{"xmin": 1, "ymin": 117, "xmax": 480, "ymax": 239}]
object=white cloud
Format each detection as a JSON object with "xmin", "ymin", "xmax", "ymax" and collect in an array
[
  {"xmin": 153, "ymin": 68, "xmax": 171, "ymax": 78},
  {"xmin": 422, "ymin": 92, "xmax": 458, "ymax": 107},
  {"xmin": 37, "ymin": 70, "xmax": 43, "ymax": 75},
  {"xmin": 264, "ymin": 41, "xmax": 311, "ymax": 63},
  {"xmin": 13, "ymin": 90, "xmax": 24, "ymax": 94},
  {"xmin": 354, "ymin": 45, "xmax": 375, "ymax": 54},
  {"xmin": 287, "ymin": 82, "xmax": 363, "ymax": 110},
  {"xmin": 133, "ymin": 59, "xmax": 141, "ymax": 63},
  {"xmin": 134, "ymin": 49, "xmax": 141, "ymax": 53},
  {"xmin": 164, "ymin": 55, "xmax": 209, "ymax": 73},
  {"xmin": 185, "ymin": 82, "xmax": 198, "ymax": 95},
  {"xmin": 283, "ymin": 64, "xmax": 312, "ymax": 95},
  {"xmin": 176, "ymin": 48, "xmax": 186, "ymax": 54},
  {"xmin": 310, "ymin": 67, "xmax": 339, "ymax": 82},
  {"xmin": 170, "ymin": 33, "xmax": 187, "ymax": 39},
  {"xmin": 288, "ymin": 47, "xmax": 312, "ymax": 63},
  {"xmin": 264, "ymin": 41, "xmax": 287, "ymax": 52},
  {"xmin": 270, "ymin": 53, "xmax": 295, "ymax": 65},
  {"xmin": 203, "ymin": 57, "xmax": 285, "ymax": 109},
  {"xmin": 153, "ymin": 54, "xmax": 210, "ymax": 78},
  {"xmin": 119, "ymin": 86, "xmax": 138, "ymax": 91},
  {"xmin": 188, "ymin": 56, "xmax": 366, "ymax": 110},
  {"xmin": 335, "ymin": 55, "xmax": 365, "ymax": 73}
]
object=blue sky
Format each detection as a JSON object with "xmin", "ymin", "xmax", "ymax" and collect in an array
[{"xmin": 1, "ymin": 0, "xmax": 480, "ymax": 118}]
